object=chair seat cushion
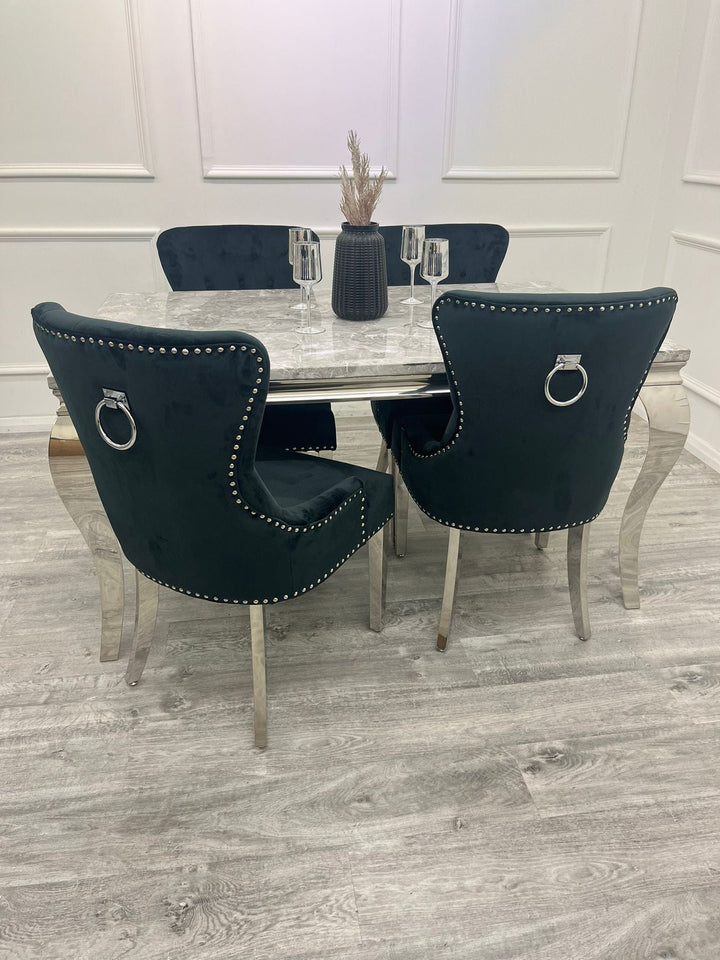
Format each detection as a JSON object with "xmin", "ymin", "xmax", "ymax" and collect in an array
[
  {"xmin": 256, "ymin": 451, "xmax": 393, "ymax": 534},
  {"xmin": 372, "ymin": 395, "xmax": 453, "ymax": 449},
  {"xmin": 260, "ymin": 401, "xmax": 337, "ymax": 451}
]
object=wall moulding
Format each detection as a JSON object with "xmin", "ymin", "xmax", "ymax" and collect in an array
[
  {"xmin": 669, "ymin": 231, "xmax": 720, "ymax": 255},
  {"xmin": 0, "ymin": 364, "xmax": 49, "ymax": 379},
  {"xmin": 0, "ymin": 0, "xmax": 153, "ymax": 180},
  {"xmin": 683, "ymin": 0, "xmax": 720, "ymax": 186},
  {"xmin": 190, "ymin": 0, "xmax": 400, "ymax": 181},
  {"xmin": 682, "ymin": 373, "xmax": 720, "ymax": 410},
  {"xmin": 442, "ymin": 0, "xmax": 642, "ymax": 180},
  {"xmin": 0, "ymin": 228, "xmax": 159, "ymax": 242},
  {"xmin": 505, "ymin": 224, "xmax": 611, "ymax": 288}
]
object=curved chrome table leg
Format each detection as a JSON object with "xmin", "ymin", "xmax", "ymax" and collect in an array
[
  {"xmin": 619, "ymin": 364, "xmax": 691, "ymax": 609},
  {"xmin": 47, "ymin": 377, "xmax": 126, "ymax": 662}
]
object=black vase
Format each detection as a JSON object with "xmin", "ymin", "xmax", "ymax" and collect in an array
[{"xmin": 332, "ymin": 222, "xmax": 388, "ymax": 321}]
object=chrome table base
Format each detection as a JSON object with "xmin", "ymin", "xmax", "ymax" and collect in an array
[{"xmin": 619, "ymin": 364, "xmax": 691, "ymax": 608}]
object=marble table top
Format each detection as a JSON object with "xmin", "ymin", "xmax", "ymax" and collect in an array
[{"xmin": 98, "ymin": 283, "xmax": 689, "ymax": 398}]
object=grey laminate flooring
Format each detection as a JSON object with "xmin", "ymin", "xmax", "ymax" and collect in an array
[{"xmin": 1, "ymin": 413, "xmax": 720, "ymax": 959}]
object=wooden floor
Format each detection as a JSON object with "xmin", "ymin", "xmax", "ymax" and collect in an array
[{"xmin": 2, "ymin": 412, "xmax": 720, "ymax": 959}]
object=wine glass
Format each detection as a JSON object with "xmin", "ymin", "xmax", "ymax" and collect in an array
[
  {"xmin": 417, "ymin": 238, "xmax": 449, "ymax": 327},
  {"xmin": 400, "ymin": 225, "xmax": 425, "ymax": 304},
  {"xmin": 288, "ymin": 227, "xmax": 314, "ymax": 309},
  {"xmin": 292, "ymin": 240, "xmax": 324, "ymax": 335}
]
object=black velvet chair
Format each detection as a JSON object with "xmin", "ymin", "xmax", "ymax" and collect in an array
[
  {"xmin": 33, "ymin": 302, "xmax": 394, "ymax": 748},
  {"xmin": 378, "ymin": 287, "xmax": 677, "ymax": 650},
  {"xmin": 156, "ymin": 224, "xmax": 336, "ymax": 454},
  {"xmin": 375, "ymin": 223, "xmax": 510, "ymax": 555},
  {"xmin": 379, "ymin": 223, "xmax": 509, "ymax": 287}
]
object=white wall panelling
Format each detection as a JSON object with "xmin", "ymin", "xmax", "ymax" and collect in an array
[
  {"xmin": 501, "ymin": 227, "xmax": 610, "ymax": 291},
  {"xmin": 683, "ymin": 0, "xmax": 720, "ymax": 185},
  {"xmin": 665, "ymin": 233, "xmax": 720, "ymax": 391},
  {"xmin": 442, "ymin": 0, "xmax": 643, "ymax": 179},
  {"xmin": 663, "ymin": 232, "xmax": 720, "ymax": 469},
  {"xmin": 0, "ymin": 230, "xmax": 159, "ymax": 421},
  {"xmin": 189, "ymin": 0, "xmax": 400, "ymax": 179},
  {"xmin": 1, "ymin": 0, "xmax": 719, "ymax": 470},
  {"xmin": 0, "ymin": 0, "xmax": 153, "ymax": 179}
]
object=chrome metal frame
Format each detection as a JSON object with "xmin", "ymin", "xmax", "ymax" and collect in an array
[
  {"xmin": 102, "ymin": 528, "xmax": 388, "ymax": 749},
  {"xmin": 368, "ymin": 524, "xmax": 388, "ymax": 633},
  {"xmin": 567, "ymin": 524, "xmax": 591, "ymax": 640},
  {"xmin": 619, "ymin": 366, "xmax": 690, "ymax": 608},
  {"xmin": 126, "ymin": 570, "xmax": 159, "ymax": 685},
  {"xmin": 436, "ymin": 523, "xmax": 593, "ymax": 651},
  {"xmin": 249, "ymin": 606, "xmax": 267, "ymax": 749},
  {"xmin": 437, "ymin": 528, "xmax": 462, "ymax": 651}
]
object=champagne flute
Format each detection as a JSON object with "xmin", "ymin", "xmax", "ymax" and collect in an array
[
  {"xmin": 400, "ymin": 225, "xmax": 425, "ymax": 304},
  {"xmin": 417, "ymin": 238, "xmax": 449, "ymax": 327},
  {"xmin": 288, "ymin": 227, "xmax": 314, "ymax": 309},
  {"xmin": 293, "ymin": 240, "xmax": 324, "ymax": 335}
]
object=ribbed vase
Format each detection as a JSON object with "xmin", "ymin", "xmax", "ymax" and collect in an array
[{"xmin": 331, "ymin": 222, "xmax": 388, "ymax": 321}]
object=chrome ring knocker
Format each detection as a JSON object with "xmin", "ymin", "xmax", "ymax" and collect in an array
[
  {"xmin": 95, "ymin": 388, "xmax": 137, "ymax": 451},
  {"xmin": 544, "ymin": 354, "xmax": 588, "ymax": 407}
]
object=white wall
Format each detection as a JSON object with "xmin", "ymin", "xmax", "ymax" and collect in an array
[
  {"xmin": 644, "ymin": 0, "xmax": 720, "ymax": 471},
  {"xmin": 1, "ymin": 0, "xmax": 717, "ymax": 470}
]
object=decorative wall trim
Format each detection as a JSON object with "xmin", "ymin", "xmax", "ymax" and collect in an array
[
  {"xmin": 507, "ymin": 225, "xmax": 611, "ymax": 239},
  {"xmin": 670, "ymin": 231, "xmax": 720, "ymax": 254},
  {"xmin": 683, "ymin": 373, "xmax": 720, "ymax": 410},
  {"xmin": 203, "ymin": 166, "xmax": 397, "ymax": 181},
  {"xmin": 442, "ymin": 0, "xmax": 643, "ymax": 180},
  {"xmin": 506, "ymin": 224, "xmax": 612, "ymax": 287},
  {"xmin": 190, "ymin": 0, "xmax": 400, "ymax": 180},
  {"xmin": 0, "ymin": 227, "xmax": 163, "ymax": 296},
  {"xmin": 0, "ymin": 228, "xmax": 159, "ymax": 242},
  {"xmin": 683, "ymin": 0, "xmax": 720, "ymax": 186},
  {"xmin": 684, "ymin": 174, "xmax": 720, "ymax": 186},
  {"xmin": 0, "ymin": 365, "xmax": 49, "ymax": 378},
  {"xmin": 0, "ymin": 0, "xmax": 153, "ymax": 180},
  {"xmin": 684, "ymin": 432, "xmax": 720, "ymax": 474}
]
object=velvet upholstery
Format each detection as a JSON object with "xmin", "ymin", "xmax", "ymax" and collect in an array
[
  {"xmin": 156, "ymin": 224, "xmax": 336, "ymax": 452},
  {"xmin": 379, "ymin": 223, "xmax": 509, "ymax": 287},
  {"xmin": 385, "ymin": 288, "xmax": 676, "ymax": 534},
  {"xmin": 373, "ymin": 223, "xmax": 510, "ymax": 442},
  {"xmin": 33, "ymin": 303, "xmax": 393, "ymax": 605}
]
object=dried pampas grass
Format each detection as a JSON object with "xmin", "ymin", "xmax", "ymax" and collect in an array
[{"xmin": 339, "ymin": 130, "xmax": 388, "ymax": 225}]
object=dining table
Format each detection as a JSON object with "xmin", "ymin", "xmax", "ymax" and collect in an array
[{"xmin": 44, "ymin": 281, "xmax": 691, "ymax": 662}]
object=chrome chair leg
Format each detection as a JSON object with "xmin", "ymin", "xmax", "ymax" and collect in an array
[
  {"xmin": 125, "ymin": 569, "xmax": 159, "ymax": 685},
  {"xmin": 535, "ymin": 531, "xmax": 550, "ymax": 550},
  {"xmin": 392, "ymin": 458, "xmax": 409, "ymax": 558},
  {"xmin": 437, "ymin": 528, "xmax": 462, "ymax": 652},
  {"xmin": 376, "ymin": 440, "xmax": 389, "ymax": 473},
  {"xmin": 567, "ymin": 524, "xmax": 591, "ymax": 641},
  {"xmin": 369, "ymin": 523, "xmax": 388, "ymax": 632},
  {"xmin": 249, "ymin": 606, "xmax": 268, "ymax": 749}
]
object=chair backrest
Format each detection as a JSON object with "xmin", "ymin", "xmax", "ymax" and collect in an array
[
  {"xmin": 156, "ymin": 224, "xmax": 320, "ymax": 291},
  {"xmin": 379, "ymin": 223, "xmax": 509, "ymax": 286},
  {"xmin": 397, "ymin": 288, "xmax": 677, "ymax": 533},
  {"xmin": 32, "ymin": 302, "xmax": 360, "ymax": 604}
]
